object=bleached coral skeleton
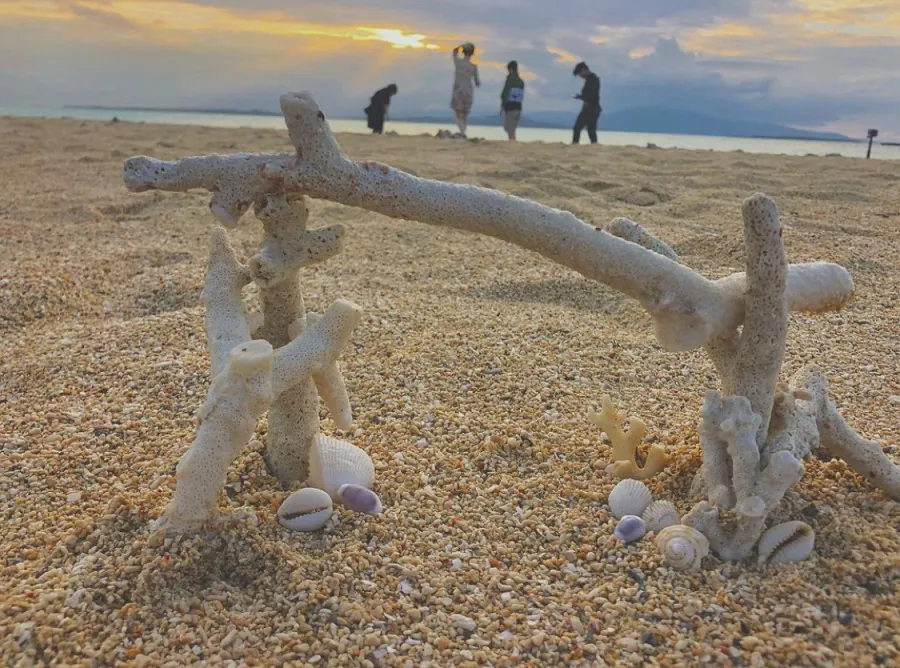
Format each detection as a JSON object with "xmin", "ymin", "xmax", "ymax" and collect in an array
[
  {"xmin": 124, "ymin": 91, "xmax": 899, "ymax": 551},
  {"xmin": 153, "ymin": 227, "xmax": 361, "ymax": 532}
]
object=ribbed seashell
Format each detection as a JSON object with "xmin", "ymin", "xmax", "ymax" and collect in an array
[
  {"xmin": 277, "ymin": 488, "xmax": 333, "ymax": 531},
  {"xmin": 613, "ymin": 515, "xmax": 646, "ymax": 543},
  {"xmin": 608, "ymin": 479, "xmax": 653, "ymax": 519},
  {"xmin": 655, "ymin": 524, "xmax": 709, "ymax": 572},
  {"xmin": 757, "ymin": 521, "xmax": 815, "ymax": 565},
  {"xmin": 338, "ymin": 484, "xmax": 383, "ymax": 515},
  {"xmin": 642, "ymin": 500, "xmax": 680, "ymax": 533},
  {"xmin": 307, "ymin": 435, "xmax": 375, "ymax": 504}
]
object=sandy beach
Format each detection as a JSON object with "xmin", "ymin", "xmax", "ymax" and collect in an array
[{"xmin": 1, "ymin": 117, "xmax": 899, "ymax": 666}]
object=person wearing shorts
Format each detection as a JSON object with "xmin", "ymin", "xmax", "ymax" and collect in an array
[{"xmin": 499, "ymin": 60, "xmax": 525, "ymax": 141}]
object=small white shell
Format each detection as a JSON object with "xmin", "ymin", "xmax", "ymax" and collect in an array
[
  {"xmin": 307, "ymin": 435, "xmax": 375, "ymax": 503},
  {"xmin": 757, "ymin": 521, "xmax": 815, "ymax": 565},
  {"xmin": 608, "ymin": 479, "xmax": 653, "ymax": 519},
  {"xmin": 277, "ymin": 488, "xmax": 333, "ymax": 531},
  {"xmin": 613, "ymin": 515, "xmax": 646, "ymax": 543},
  {"xmin": 642, "ymin": 500, "xmax": 680, "ymax": 533},
  {"xmin": 655, "ymin": 524, "xmax": 709, "ymax": 572}
]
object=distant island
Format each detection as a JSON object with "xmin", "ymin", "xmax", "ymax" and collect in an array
[{"xmin": 68, "ymin": 104, "xmax": 856, "ymax": 142}]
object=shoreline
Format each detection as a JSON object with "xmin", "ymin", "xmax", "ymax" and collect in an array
[{"xmin": 3, "ymin": 108, "xmax": 895, "ymax": 160}]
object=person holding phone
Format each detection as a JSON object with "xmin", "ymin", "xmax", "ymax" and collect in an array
[{"xmin": 572, "ymin": 61, "xmax": 601, "ymax": 144}]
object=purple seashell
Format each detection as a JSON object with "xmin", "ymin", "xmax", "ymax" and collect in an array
[
  {"xmin": 337, "ymin": 484, "xmax": 383, "ymax": 514},
  {"xmin": 614, "ymin": 515, "xmax": 647, "ymax": 543}
]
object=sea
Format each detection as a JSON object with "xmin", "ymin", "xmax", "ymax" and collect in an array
[{"xmin": 3, "ymin": 106, "xmax": 899, "ymax": 161}]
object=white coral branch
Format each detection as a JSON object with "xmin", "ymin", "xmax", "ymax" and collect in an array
[
  {"xmin": 122, "ymin": 93, "xmax": 854, "ymax": 352},
  {"xmin": 155, "ymin": 339, "xmax": 274, "ymax": 532},
  {"xmin": 795, "ymin": 367, "xmax": 900, "ymax": 500},
  {"xmin": 730, "ymin": 194, "xmax": 788, "ymax": 447},
  {"xmin": 605, "ymin": 218, "xmax": 678, "ymax": 261},
  {"xmin": 201, "ymin": 227, "xmax": 251, "ymax": 377},
  {"xmin": 272, "ymin": 299, "xmax": 362, "ymax": 396},
  {"xmin": 300, "ymin": 313, "xmax": 354, "ymax": 430}
]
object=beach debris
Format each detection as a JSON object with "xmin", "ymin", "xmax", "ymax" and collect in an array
[
  {"xmin": 589, "ymin": 395, "xmax": 668, "ymax": 480},
  {"xmin": 150, "ymin": 229, "xmax": 362, "ymax": 533},
  {"xmin": 122, "ymin": 92, "xmax": 896, "ymax": 559},
  {"xmin": 608, "ymin": 479, "xmax": 653, "ymax": 520},
  {"xmin": 307, "ymin": 435, "xmax": 377, "ymax": 508},
  {"xmin": 642, "ymin": 500, "xmax": 680, "ymax": 533},
  {"xmin": 277, "ymin": 488, "xmax": 333, "ymax": 531},
  {"xmin": 683, "ymin": 195, "xmax": 899, "ymax": 562},
  {"xmin": 757, "ymin": 521, "xmax": 815, "ymax": 565},
  {"xmin": 655, "ymin": 524, "xmax": 709, "ymax": 572},
  {"xmin": 613, "ymin": 515, "xmax": 647, "ymax": 543}
]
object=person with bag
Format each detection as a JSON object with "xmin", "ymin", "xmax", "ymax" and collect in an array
[{"xmin": 499, "ymin": 60, "xmax": 525, "ymax": 141}]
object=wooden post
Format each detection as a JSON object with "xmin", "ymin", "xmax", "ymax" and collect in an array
[{"xmin": 867, "ymin": 128, "xmax": 879, "ymax": 159}]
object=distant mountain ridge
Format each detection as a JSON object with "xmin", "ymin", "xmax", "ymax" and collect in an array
[
  {"xmin": 399, "ymin": 107, "xmax": 853, "ymax": 141},
  {"xmin": 68, "ymin": 104, "xmax": 853, "ymax": 141}
]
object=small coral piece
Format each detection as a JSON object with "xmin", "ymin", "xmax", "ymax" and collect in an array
[{"xmin": 589, "ymin": 395, "xmax": 668, "ymax": 480}]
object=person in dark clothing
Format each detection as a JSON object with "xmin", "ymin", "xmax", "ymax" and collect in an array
[
  {"xmin": 365, "ymin": 84, "xmax": 398, "ymax": 134},
  {"xmin": 571, "ymin": 62, "xmax": 601, "ymax": 144},
  {"xmin": 499, "ymin": 60, "xmax": 525, "ymax": 141}
]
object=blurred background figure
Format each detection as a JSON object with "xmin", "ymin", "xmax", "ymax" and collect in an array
[
  {"xmin": 450, "ymin": 42, "xmax": 480, "ymax": 137},
  {"xmin": 500, "ymin": 60, "xmax": 525, "ymax": 141},
  {"xmin": 572, "ymin": 61, "xmax": 601, "ymax": 144},
  {"xmin": 364, "ymin": 83, "xmax": 398, "ymax": 135}
]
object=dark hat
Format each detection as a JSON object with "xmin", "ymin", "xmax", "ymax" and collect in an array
[{"xmin": 573, "ymin": 61, "xmax": 588, "ymax": 75}]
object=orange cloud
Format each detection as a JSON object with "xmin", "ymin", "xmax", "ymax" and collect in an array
[{"xmin": 0, "ymin": 1, "xmax": 453, "ymax": 50}]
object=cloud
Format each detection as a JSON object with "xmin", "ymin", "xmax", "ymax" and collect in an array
[{"xmin": 0, "ymin": 0, "xmax": 898, "ymax": 136}]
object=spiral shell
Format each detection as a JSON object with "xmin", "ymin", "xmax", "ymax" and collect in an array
[
  {"xmin": 642, "ymin": 500, "xmax": 680, "ymax": 533},
  {"xmin": 655, "ymin": 524, "xmax": 709, "ymax": 572},
  {"xmin": 307, "ymin": 435, "xmax": 375, "ymax": 504},
  {"xmin": 277, "ymin": 487, "xmax": 333, "ymax": 531},
  {"xmin": 608, "ymin": 479, "xmax": 653, "ymax": 519},
  {"xmin": 613, "ymin": 515, "xmax": 646, "ymax": 543},
  {"xmin": 757, "ymin": 521, "xmax": 815, "ymax": 565}
]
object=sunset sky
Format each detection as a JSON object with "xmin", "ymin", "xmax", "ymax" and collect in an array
[{"xmin": 1, "ymin": 0, "xmax": 898, "ymax": 136}]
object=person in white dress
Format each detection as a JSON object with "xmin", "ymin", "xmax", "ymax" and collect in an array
[{"xmin": 450, "ymin": 43, "xmax": 480, "ymax": 137}]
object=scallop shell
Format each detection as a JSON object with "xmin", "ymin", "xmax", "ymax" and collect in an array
[
  {"xmin": 338, "ymin": 484, "xmax": 383, "ymax": 515},
  {"xmin": 642, "ymin": 500, "xmax": 680, "ymax": 533},
  {"xmin": 655, "ymin": 524, "xmax": 709, "ymax": 572},
  {"xmin": 613, "ymin": 515, "xmax": 646, "ymax": 543},
  {"xmin": 307, "ymin": 435, "xmax": 375, "ymax": 503},
  {"xmin": 277, "ymin": 487, "xmax": 333, "ymax": 531},
  {"xmin": 608, "ymin": 479, "xmax": 653, "ymax": 519},
  {"xmin": 757, "ymin": 521, "xmax": 815, "ymax": 565}
]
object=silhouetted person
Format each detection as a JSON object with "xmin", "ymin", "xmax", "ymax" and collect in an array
[
  {"xmin": 365, "ymin": 84, "xmax": 398, "ymax": 134},
  {"xmin": 500, "ymin": 60, "xmax": 525, "ymax": 141},
  {"xmin": 572, "ymin": 62, "xmax": 601, "ymax": 144}
]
